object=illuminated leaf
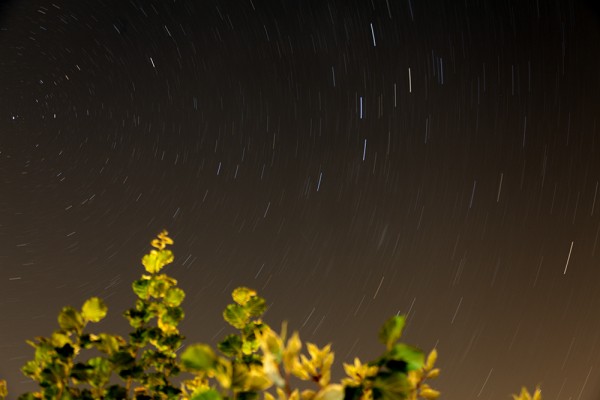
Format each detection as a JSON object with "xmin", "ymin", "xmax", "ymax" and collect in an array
[
  {"xmin": 132, "ymin": 279, "xmax": 151, "ymax": 299},
  {"xmin": 301, "ymin": 390, "xmax": 317, "ymax": 400},
  {"xmin": 21, "ymin": 361, "xmax": 40, "ymax": 380},
  {"xmin": 244, "ymin": 365, "xmax": 272, "ymax": 391},
  {"xmin": 34, "ymin": 343, "xmax": 53, "ymax": 363},
  {"xmin": 223, "ymin": 304, "xmax": 249, "ymax": 329},
  {"xmin": 218, "ymin": 334, "xmax": 243, "ymax": 357},
  {"xmin": 378, "ymin": 316, "xmax": 405, "ymax": 350},
  {"xmin": 262, "ymin": 352, "xmax": 285, "ymax": 388},
  {"xmin": 191, "ymin": 389, "xmax": 222, "ymax": 400},
  {"xmin": 232, "ymin": 287, "xmax": 257, "ymax": 306},
  {"xmin": 181, "ymin": 344, "xmax": 216, "ymax": 371},
  {"xmin": 372, "ymin": 373, "xmax": 409, "ymax": 400},
  {"xmin": 245, "ymin": 296, "xmax": 267, "ymax": 318},
  {"xmin": 388, "ymin": 344, "xmax": 424, "ymax": 371},
  {"xmin": 165, "ymin": 287, "xmax": 186, "ymax": 306},
  {"xmin": 149, "ymin": 276, "xmax": 171, "ymax": 298},
  {"xmin": 50, "ymin": 332, "xmax": 71, "ymax": 348},
  {"xmin": 88, "ymin": 357, "xmax": 111, "ymax": 388},
  {"xmin": 512, "ymin": 387, "xmax": 542, "ymax": 400},
  {"xmin": 242, "ymin": 339, "xmax": 258, "ymax": 355},
  {"xmin": 314, "ymin": 385, "xmax": 344, "ymax": 400},
  {"xmin": 142, "ymin": 249, "xmax": 174, "ymax": 274},
  {"xmin": 213, "ymin": 358, "xmax": 233, "ymax": 389},
  {"xmin": 81, "ymin": 297, "xmax": 108, "ymax": 323},
  {"xmin": 342, "ymin": 358, "xmax": 378, "ymax": 386},
  {"xmin": 58, "ymin": 306, "xmax": 84, "ymax": 332},
  {"xmin": 159, "ymin": 306, "xmax": 184, "ymax": 332},
  {"xmin": 426, "ymin": 368, "xmax": 440, "ymax": 379},
  {"xmin": 283, "ymin": 332, "xmax": 302, "ymax": 375},
  {"xmin": 424, "ymin": 349, "xmax": 437, "ymax": 370}
]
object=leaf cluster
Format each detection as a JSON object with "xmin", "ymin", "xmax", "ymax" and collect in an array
[{"xmin": 0, "ymin": 231, "xmax": 542, "ymax": 400}]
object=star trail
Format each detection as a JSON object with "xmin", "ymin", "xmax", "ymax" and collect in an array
[{"xmin": 2, "ymin": 1, "xmax": 600, "ymax": 398}]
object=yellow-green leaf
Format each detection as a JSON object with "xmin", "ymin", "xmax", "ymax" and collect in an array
[
  {"xmin": 232, "ymin": 287, "xmax": 257, "ymax": 306},
  {"xmin": 181, "ymin": 344, "xmax": 217, "ymax": 371},
  {"xmin": 244, "ymin": 365, "xmax": 272, "ymax": 391},
  {"xmin": 388, "ymin": 343, "xmax": 424, "ymax": 371},
  {"xmin": 425, "ymin": 348, "xmax": 437, "ymax": 370},
  {"xmin": 223, "ymin": 304, "xmax": 249, "ymax": 329},
  {"xmin": 58, "ymin": 306, "xmax": 84, "ymax": 332},
  {"xmin": 378, "ymin": 315, "xmax": 405, "ymax": 350},
  {"xmin": 95, "ymin": 333, "xmax": 123, "ymax": 355},
  {"xmin": 314, "ymin": 385, "xmax": 344, "ymax": 400},
  {"xmin": 81, "ymin": 297, "xmax": 108, "ymax": 323},
  {"xmin": 191, "ymin": 389, "xmax": 222, "ymax": 400},
  {"xmin": 165, "ymin": 287, "xmax": 186, "ymax": 306},
  {"xmin": 245, "ymin": 296, "xmax": 267, "ymax": 318},
  {"xmin": 372, "ymin": 373, "xmax": 409, "ymax": 400},
  {"xmin": 50, "ymin": 332, "xmax": 71, "ymax": 348},
  {"xmin": 426, "ymin": 368, "xmax": 440, "ymax": 379},
  {"xmin": 142, "ymin": 249, "xmax": 174, "ymax": 274}
]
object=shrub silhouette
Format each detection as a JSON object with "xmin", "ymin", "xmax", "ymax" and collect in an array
[{"xmin": 0, "ymin": 231, "xmax": 541, "ymax": 400}]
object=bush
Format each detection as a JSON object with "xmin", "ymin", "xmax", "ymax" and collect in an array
[{"xmin": 0, "ymin": 232, "xmax": 541, "ymax": 400}]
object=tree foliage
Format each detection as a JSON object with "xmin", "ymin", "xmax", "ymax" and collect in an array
[{"xmin": 0, "ymin": 231, "xmax": 541, "ymax": 400}]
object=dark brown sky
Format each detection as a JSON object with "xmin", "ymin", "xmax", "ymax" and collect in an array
[{"xmin": 2, "ymin": 0, "xmax": 600, "ymax": 399}]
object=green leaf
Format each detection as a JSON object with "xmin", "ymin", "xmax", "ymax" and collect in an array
[
  {"xmin": 191, "ymin": 389, "xmax": 222, "ymax": 400},
  {"xmin": 165, "ymin": 287, "xmax": 186, "ymax": 306},
  {"xmin": 34, "ymin": 342, "xmax": 54, "ymax": 363},
  {"xmin": 245, "ymin": 296, "xmax": 267, "ymax": 318},
  {"xmin": 181, "ymin": 344, "xmax": 216, "ymax": 371},
  {"xmin": 158, "ymin": 333, "xmax": 183, "ymax": 351},
  {"xmin": 223, "ymin": 304, "xmax": 249, "ymax": 329},
  {"xmin": 242, "ymin": 340, "xmax": 258, "ymax": 355},
  {"xmin": 40, "ymin": 363, "xmax": 67, "ymax": 384},
  {"xmin": 58, "ymin": 306, "xmax": 84, "ymax": 332},
  {"xmin": 88, "ymin": 357, "xmax": 111, "ymax": 388},
  {"xmin": 315, "ymin": 384, "xmax": 344, "ymax": 400},
  {"xmin": 21, "ymin": 360, "xmax": 40, "ymax": 379},
  {"xmin": 142, "ymin": 249, "xmax": 174, "ymax": 274},
  {"xmin": 378, "ymin": 316, "xmax": 405, "ymax": 350},
  {"xmin": 132, "ymin": 279, "xmax": 151, "ymax": 299},
  {"xmin": 218, "ymin": 334, "xmax": 243, "ymax": 357},
  {"xmin": 232, "ymin": 287, "xmax": 256, "ymax": 306},
  {"xmin": 95, "ymin": 333, "xmax": 124, "ymax": 355},
  {"xmin": 387, "ymin": 344, "xmax": 424, "ymax": 371},
  {"xmin": 50, "ymin": 332, "xmax": 71, "ymax": 347},
  {"xmin": 372, "ymin": 372, "xmax": 409, "ymax": 400},
  {"xmin": 82, "ymin": 297, "xmax": 108, "ymax": 322},
  {"xmin": 160, "ymin": 306, "xmax": 184, "ymax": 329},
  {"xmin": 149, "ymin": 277, "xmax": 171, "ymax": 298}
]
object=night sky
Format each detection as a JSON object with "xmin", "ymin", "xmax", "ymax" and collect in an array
[{"xmin": 2, "ymin": 0, "xmax": 600, "ymax": 399}]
